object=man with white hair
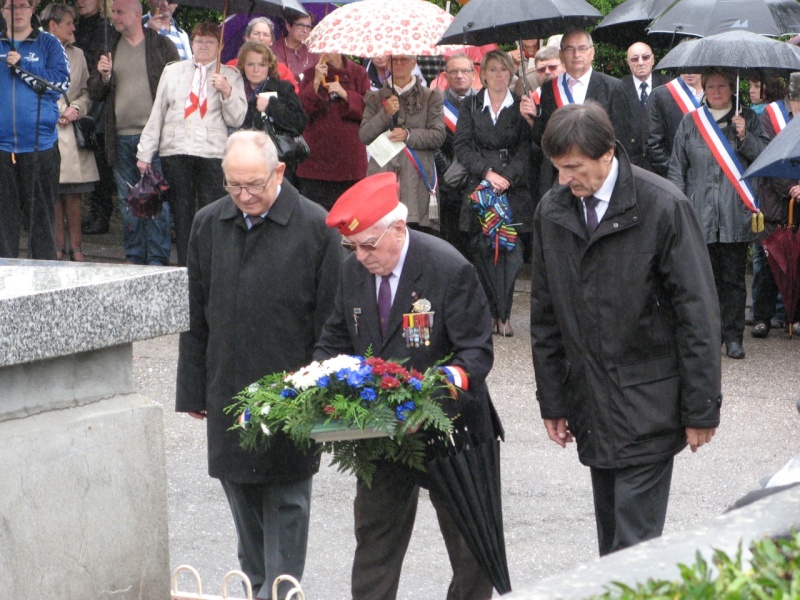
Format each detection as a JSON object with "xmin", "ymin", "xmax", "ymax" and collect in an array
[{"xmin": 176, "ymin": 130, "xmax": 343, "ymax": 599}]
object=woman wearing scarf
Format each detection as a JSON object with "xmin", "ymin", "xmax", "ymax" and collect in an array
[
  {"xmin": 237, "ymin": 41, "xmax": 307, "ymax": 184},
  {"xmin": 137, "ymin": 22, "xmax": 247, "ymax": 266},
  {"xmin": 668, "ymin": 67, "xmax": 768, "ymax": 359}
]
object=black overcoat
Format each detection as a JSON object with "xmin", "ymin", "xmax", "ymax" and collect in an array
[
  {"xmin": 530, "ymin": 147, "xmax": 722, "ymax": 469},
  {"xmin": 314, "ymin": 229, "xmax": 503, "ymax": 443},
  {"xmin": 176, "ymin": 182, "xmax": 345, "ymax": 484}
]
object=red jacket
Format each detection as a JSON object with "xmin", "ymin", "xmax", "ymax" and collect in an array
[{"xmin": 296, "ymin": 57, "xmax": 370, "ymax": 182}]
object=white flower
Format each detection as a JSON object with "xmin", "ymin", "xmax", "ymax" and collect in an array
[
  {"xmin": 261, "ymin": 405, "xmax": 271, "ymax": 416},
  {"xmin": 285, "ymin": 361, "xmax": 325, "ymax": 390},
  {"xmin": 247, "ymin": 383, "xmax": 259, "ymax": 394},
  {"xmin": 320, "ymin": 354, "xmax": 363, "ymax": 374},
  {"xmin": 261, "ymin": 423, "xmax": 271, "ymax": 437}
]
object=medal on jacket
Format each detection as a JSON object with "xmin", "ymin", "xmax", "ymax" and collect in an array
[{"xmin": 404, "ymin": 298, "xmax": 433, "ymax": 348}]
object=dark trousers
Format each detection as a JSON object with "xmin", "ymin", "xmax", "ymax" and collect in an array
[
  {"xmin": 0, "ymin": 146, "xmax": 60, "ymax": 259},
  {"xmin": 752, "ymin": 241, "xmax": 789, "ymax": 324},
  {"xmin": 590, "ymin": 458, "xmax": 674, "ymax": 556},
  {"xmin": 220, "ymin": 478, "xmax": 312, "ymax": 600},
  {"xmin": 87, "ymin": 131, "xmax": 117, "ymax": 224},
  {"xmin": 160, "ymin": 155, "xmax": 225, "ymax": 266},
  {"xmin": 296, "ymin": 177, "xmax": 360, "ymax": 212},
  {"xmin": 707, "ymin": 242, "xmax": 748, "ymax": 344},
  {"xmin": 351, "ymin": 461, "xmax": 493, "ymax": 600}
]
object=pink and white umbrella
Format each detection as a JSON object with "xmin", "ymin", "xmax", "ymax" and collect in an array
[{"xmin": 306, "ymin": 0, "xmax": 459, "ymax": 57}]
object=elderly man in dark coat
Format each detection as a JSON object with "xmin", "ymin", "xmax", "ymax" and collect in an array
[
  {"xmin": 176, "ymin": 130, "xmax": 343, "ymax": 598},
  {"xmin": 315, "ymin": 172, "xmax": 504, "ymax": 600},
  {"xmin": 530, "ymin": 103, "xmax": 722, "ymax": 556}
]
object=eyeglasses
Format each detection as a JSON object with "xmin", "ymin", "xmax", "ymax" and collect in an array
[
  {"xmin": 628, "ymin": 54, "xmax": 653, "ymax": 63},
  {"xmin": 341, "ymin": 222, "xmax": 395, "ymax": 251},
  {"xmin": 536, "ymin": 64, "xmax": 561, "ymax": 74},
  {"xmin": 223, "ymin": 171, "xmax": 275, "ymax": 196},
  {"xmin": 291, "ymin": 22, "xmax": 313, "ymax": 30},
  {"xmin": 562, "ymin": 45, "xmax": 593, "ymax": 55},
  {"xmin": 2, "ymin": 4, "xmax": 31, "ymax": 10},
  {"xmin": 446, "ymin": 68, "xmax": 473, "ymax": 76}
]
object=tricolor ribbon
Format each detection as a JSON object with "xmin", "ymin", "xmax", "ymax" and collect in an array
[
  {"xmin": 691, "ymin": 105, "xmax": 757, "ymax": 213},
  {"xmin": 553, "ymin": 75, "xmax": 575, "ymax": 108},
  {"xmin": 441, "ymin": 365, "xmax": 468, "ymax": 399},
  {"xmin": 764, "ymin": 100, "xmax": 789, "ymax": 134},
  {"xmin": 666, "ymin": 77, "xmax": 701, "ymax": 116},
  {"xmin": 531, "ymin": 86, "xmax": 541, "ymax": 107},
  {"xmin": 443, "ymin": 98, "xmax": 459, "ymax": 134},
  {"xmin": 403, "ymin": 147, "xmax": 438, "ymax": 196},
  {"xmin": 238, "ymin": 407, "xmax": 250, "ymax": 428}
]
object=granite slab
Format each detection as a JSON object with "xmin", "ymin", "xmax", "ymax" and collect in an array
[{"xmin": 0, "ymin": 259, "xmax": 189, "ymax": 367}]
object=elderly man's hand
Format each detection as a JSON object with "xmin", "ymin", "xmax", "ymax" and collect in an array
[
  {"xmin": 686, "ymin": 427, "xmax": 716, "ymax": 452},
  {"xmin": 544, "ymin": 418, "xmax": 574, "ymax": 448}
]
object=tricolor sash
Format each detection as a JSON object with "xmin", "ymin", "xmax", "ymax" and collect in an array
[
  {"xmin": 443, "ymin": 98, "xmax": 459, "ymax": 134},
  {"xmin": 552, "ymin": 75, "xmax": 575, "ymax": 108},
  {"xmin": 403, "ymin": 147, "xmax": 438, "ymax": 196},
  {"xmin": 532, "ymin": 86, "xmax": 542, "ymax": 106},
  {"xmin": 691, "ymin": 106, "xmax": 757, "ymax": 213},
  {"xmin": 764, "ymin": 101, "xmax": 789, "ymax": 134},
  {"xmin": 666, "ymin": 78, "xmax": 701, "ymax": 115}
]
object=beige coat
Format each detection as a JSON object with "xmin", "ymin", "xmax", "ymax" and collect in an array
[
  {"xmin": 137, "ymin": 60, "xmax": 247, "ymax": 162},
  {"xmin": 360, "ymin": 77, "xmax": 446, "ymax": 230},
  {"xmin": 57, "ymin": 44, "xmax": 99, "ymax": 185}
]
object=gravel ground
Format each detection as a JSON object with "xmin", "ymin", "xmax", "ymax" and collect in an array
[{"xmin": 132, "ymin": 286, "xmax": 800, "ymax": 599}]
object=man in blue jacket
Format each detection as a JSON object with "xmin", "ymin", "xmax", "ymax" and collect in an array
[{"xmin": 0, "ymin": 0, "xmax": 70, "ymax": 259}]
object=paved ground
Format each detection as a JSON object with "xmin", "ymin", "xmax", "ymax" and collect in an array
[{"xmin": 29, "ymin": 218, "xmax": 800, "ymax": 598}]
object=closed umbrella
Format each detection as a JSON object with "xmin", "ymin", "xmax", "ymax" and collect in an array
[
  {"xmin": 761, "ymin": 201, "xmax": 800, "ymax": 337},
  {"xmin": 647, "ymin": 0, "xmax": 800, "ymax": 38}
]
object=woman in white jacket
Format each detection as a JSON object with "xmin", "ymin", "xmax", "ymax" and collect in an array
[{"xmin": 137, "ymin": 22, "xmax": 247, "ymax": 266}]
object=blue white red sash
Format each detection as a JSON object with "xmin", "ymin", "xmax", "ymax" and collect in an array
[
  {"xmin": 553, "ymin": 75, "xmax": 575, "ymax": 108},
  {"xmin": 532, "ymin": 86, "xmax": 542, "ymax": 106},
  {"xmin": 403, "ymin": 147, "xmax": 438, "ymax": 195},
  {"xmin": 666, "ymin": 78, "xmax": 701, "ymax": 115},
  {"xmin": 764, "ymin": 101, "xmax": 789, "ymax": 134},
  {"xmin": 691, "ymin": 106, "xmax": 757, "ymax": 213},
  {"xmin": 443, "ymin": 98, "xmax": 459, "ymax": 134}
]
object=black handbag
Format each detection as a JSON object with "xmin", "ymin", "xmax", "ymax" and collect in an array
[
  {"xmin": 263, "ymin": 117, "xmax": 310, "ymax": 165},
  {"xmin": 73, "ymin": 115, "xmax": 98, "ymax": 150}
]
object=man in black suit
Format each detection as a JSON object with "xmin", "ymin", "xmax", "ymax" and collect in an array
[
  {"xmin": 532, "ymin": 30, "xmax": 620, "ymax": 193},
  {"xmin": 315, "ymin": 172, "xmax": 504, "ymax": 600},
  {"xmin": 609, "ymin": 42, "xmax": 670, "ymax": 171}
]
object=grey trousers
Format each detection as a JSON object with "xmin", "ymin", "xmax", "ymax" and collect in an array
[
  {"xmin": 220, "ymin": 477, "xmax": 312, "ymax": 599},
  {"xmin": 351, "ymin": 461, "xmax": 493, "ymax": 600},
  {"xmin": 590, "ymin": 457, "xmax": 674, "ymax": 556}
]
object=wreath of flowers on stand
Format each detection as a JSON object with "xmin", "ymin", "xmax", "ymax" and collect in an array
[{"xmin": 226, "ymin": 353, "xmax": 456, "ymax": 487}]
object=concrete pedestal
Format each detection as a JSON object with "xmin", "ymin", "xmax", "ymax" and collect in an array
[{"xmin": 0, "ymin": 260, "xmax": 188, "ymax": 599}]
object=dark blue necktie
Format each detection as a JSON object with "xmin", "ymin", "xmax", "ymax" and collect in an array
[
  {"xmin": 378, "ymin": 274, "xmax": 392, "ymax": 338},
  {"xmin": 584, "ymin": 196, "xmax": 600, "ymax": 234},
  {"xmin": 639, "ymin": 81, "xmax": 649, "ymax": 109}
]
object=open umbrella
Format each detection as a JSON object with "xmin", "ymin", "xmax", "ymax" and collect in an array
[
  {"xmin": 437, "ymin": 0, "xmax": 602, "ymax": 47},
  {"xmin": 592, "ymin": 0, "xmax": 679, "ymax": 46},
  {"xmin": 647, "ymin": 0, "xmax": 800, "ymax": 38},
  {"xmin": 426, "ymin": 428, "xmax": 511, "ymax": 595},
  {"xmin": 305, "ymin": 0, "xmax": 456, "ymax": 56},
  {"xmin": 742, "ymin": 111, "xmax": 800, "ymax": 180},
  {"xmin": 468, "ymin": 181, "xmax": 523, "ymax": 324}
]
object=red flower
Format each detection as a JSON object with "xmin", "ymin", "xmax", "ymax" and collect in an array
[
  {"xmin": 410, "ymin": 369, "xmax": 423, "ymax": 381},
  {"xmin": 380, "ymin": 376, "xmax": 400, "ymax": 389},
  {"xmin": 323, "ymin": 405, "xmax": 336, "ymax": 414}
]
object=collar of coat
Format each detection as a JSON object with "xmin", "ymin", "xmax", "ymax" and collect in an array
[
  {"xmin": 540, "ymin": 143, "xmax": 642, "ymax": 240},
  {"xmin": 218, "ymin": 179, "xmax": 299, "ymax": 229}
]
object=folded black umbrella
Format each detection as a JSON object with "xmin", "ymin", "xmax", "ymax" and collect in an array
[
  {"xmin": 125, "ymin": 168, "xmax": 170, "ymax": 219},
  {"xmin": 427, "ymin": 429, "xmax": 511, "ymax": 595}
]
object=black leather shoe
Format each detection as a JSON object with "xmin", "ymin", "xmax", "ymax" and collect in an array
[
  {"xmin": 82, "ymin": 218, "xmax": 110, "ymax": 235},
  {"xmin": 726, "ymin": 342, "xmax": 746, "ymax": 359},
  {"xmin": 751, "ymin": 322, "xmax": 770, "ymax": 338}
]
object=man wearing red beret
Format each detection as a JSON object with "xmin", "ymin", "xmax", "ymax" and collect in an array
[{"xmin": 314, "ymin": 172, "xmax": 504, "ymax": 600}]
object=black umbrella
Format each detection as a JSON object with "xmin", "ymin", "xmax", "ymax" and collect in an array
[
  {"xmin": 592, "ymin": 0, "xmax": 680, "ymax": 46},
  {"xmin": 426, "ymin": 429, "xmax": 511, "ymax": 595},
  {"xmin": 655, "ymin": 30, "xmax": 800, "ymax": 74},
  {"xmin": 647, "ymin": 0, "xmax": 800, "ymax": 38},
  {"xmin": 742, "ymin": 112, "xmax": 800, "ymax": 180},
  {"xmin": 437, "ymin": 0, "xmax": 602, "ymax": 47}
]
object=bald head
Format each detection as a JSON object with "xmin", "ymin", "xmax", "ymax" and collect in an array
[
  {"xmin": 626, "ymin": 42, "xmax": 654, "ymax": 82},
  {"xmin": 111, "ymin": 0, "xmax": 143, "ymax": 39}
]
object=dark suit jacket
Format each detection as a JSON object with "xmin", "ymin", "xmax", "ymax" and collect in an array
[
  {"xmin": 646, "ymin": 82, "xmax": 701, "ymax": 177},
  {"xmin": 610, "ymin": 73, "xmax": 670, "ymax": 171},
  {"xmin": 533, "ymin": 70, "xmax": 621, "ymax": 194},
  {"xmin": 314, "ymin": 229, "xmax": 504, "ymax": 442},
  {"xmin": 176, "ymin": 182, "xmax": 344, "ymax": 484}
]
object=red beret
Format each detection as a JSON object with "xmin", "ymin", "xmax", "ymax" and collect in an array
[{"xmin": 326, "ymin": 172, "xmax": 400, "ymax": 235}]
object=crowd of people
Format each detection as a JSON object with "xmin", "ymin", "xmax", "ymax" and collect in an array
[{"xmin": 2, "ymin": 2, "xmax": 799, "ymax": 597}]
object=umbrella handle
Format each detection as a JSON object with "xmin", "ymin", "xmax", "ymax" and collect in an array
[
  {"xmin": 215, "ymin": 0, "xmax": 230, "ymax": 75},
  {"xmin": 790, "ymin": 197, "xmax": 795, "ymax": 228}
]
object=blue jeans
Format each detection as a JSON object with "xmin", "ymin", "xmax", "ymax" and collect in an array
[{"xmin": 114, "ymin": 134, "xmax": 171, "ymax": 265}]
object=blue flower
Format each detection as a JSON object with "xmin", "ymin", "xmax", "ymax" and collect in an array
[
  {"xmin": 360, "ymin": 387, "xmax": 377, "ymax": 402},
  {"xmin": 335, "ymin": 368, "xmax": 350, "ymax": 381},
  {"xmin": 409, "ymin": 378, "xmax": 422, "ymax": 391},
  {"xmin": 346, "ymin": 370, "xmax": 366, "ymax": 387},
  {"xmin": 317, "ymin": 375, "xmax": 330, "ymax": 388},
  {"xmin": 280, "ymin": 387, "xmax": 298, "ymax": 398},
  {"xmin": 396, "ymin": 401, "xmax": 416, "ymax": 421}
]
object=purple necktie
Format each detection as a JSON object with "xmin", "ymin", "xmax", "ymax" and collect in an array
[
  {"xmin": 583, "ymin": 196, "xmax": 600, "ymax": 234},
  {"xmin": 378, "ymin": 274, "xmax": 392, "ymax": 338}
]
